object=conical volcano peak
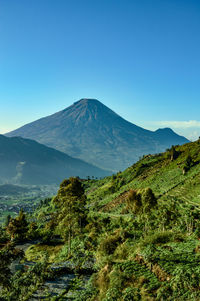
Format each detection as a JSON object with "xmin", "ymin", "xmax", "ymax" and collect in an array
[
  {"xmin": 67, "ymin": 98, "xmax": 119, "ymax": 123},
  {"xmin": 6, "ymin": 99, "xmax": 189, "ymax": 172},
  {"xmin": 78, "ymin": 98, "xmax": 99, "ymax": 102},
  {"xmin": 74, "ymin": 98, "xmax": 101, "ymax": 106}
]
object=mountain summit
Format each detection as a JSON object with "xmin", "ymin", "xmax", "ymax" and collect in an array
[{"xmin": 7, "ymin": 99, "xmax": 189, "ymax": 171}]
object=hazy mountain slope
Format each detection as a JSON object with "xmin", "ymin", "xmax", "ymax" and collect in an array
[
  {"xmin": 0, "ymin": 135, "xmax": 108, "ymax": 185},
  {"xmin": 0, "ymin": 184, "xmax": 29, "ymax": 196},
  {"xmin": 7, "ymin": 98, "xmax": 189, "ymax": 172}
]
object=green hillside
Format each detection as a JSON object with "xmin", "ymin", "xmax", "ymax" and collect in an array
[
  {"xmin": 1, "ymin": 140, "xmax": 200, "ymax": 300},
  {"xmin": 87, "ymin": 139, "xmax": 200, "ymax": 214}
]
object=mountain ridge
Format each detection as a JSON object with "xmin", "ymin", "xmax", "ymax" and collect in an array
[
  {"xmin": 0, "ymin": 134, "xmax": 108, "ymax": 185},
  {"xmin": 6, "ymin": 98, "xmax": 189, "ymax": 171}
]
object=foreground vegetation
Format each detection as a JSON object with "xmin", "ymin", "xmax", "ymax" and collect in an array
[{"xmin": 1, "ymin": 140, "xmax": 200, "ymax": 300}]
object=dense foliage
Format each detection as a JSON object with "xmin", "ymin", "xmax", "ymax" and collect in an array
[{"xmin": 1, "ymin": 140, "xmax": 200, "ymax": 300}]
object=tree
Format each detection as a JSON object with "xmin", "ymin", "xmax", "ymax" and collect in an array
[
  {"xmin": 126, "ymin": 189, "xmax": 142, "ymax": 214},
  {"xmin": 141, "ymin": 188, "xmax": 157, "ymax": 213},
  {"xmin": 5, "ymin": 214, "xmax": 11, "ymax": 227},
  {"xmin": 7, "ymin": 209, "xmax": 28, "ymax": 241},
  {"xmin": 183, "ymin": 154, "xmax": 193, "ymax": 174},
  {"xmin": 170, "ymin": 145, "xmax": 179, "ymax": 161},
  {"xmin": 0, "ymin": 243, "xmax": 24, "ymax": 288},
  {"xmin": 53, "ymin": 177, "xmax": 87, "ymax": 254},
  {"xmin": 126, "ymin": 188, "xmax": 157, "ymax": 215}
]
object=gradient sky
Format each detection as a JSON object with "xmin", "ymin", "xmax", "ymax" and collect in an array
[{"xmin": 0, "ymin": 0, "xmax": 200, "ymax": 140}]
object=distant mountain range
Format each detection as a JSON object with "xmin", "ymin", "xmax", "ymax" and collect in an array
[
  {"xmin": 7, "ymin": 98, "xmax": 189, "ymax": 172},
  {"xmin": 0, "ymin": 135, "xmax": 108, "ymax": 185},
  {"xmin": 0, "ymin": 184, "xmax": 30, "ymax": 196}
]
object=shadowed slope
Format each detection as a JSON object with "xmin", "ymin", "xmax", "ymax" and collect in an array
[{"xmin": 0, "ymin": 135, "xmax": 108, "ymax": 185}]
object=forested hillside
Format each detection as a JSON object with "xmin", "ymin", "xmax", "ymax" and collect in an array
[{"xmin": 1, "ymin": 140, "xmax": 200, "ymax": 300}]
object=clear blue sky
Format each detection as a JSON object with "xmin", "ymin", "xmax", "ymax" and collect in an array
[{"xmin": 1, "ymin": 0, "xmax": 200, "ymax": 140}]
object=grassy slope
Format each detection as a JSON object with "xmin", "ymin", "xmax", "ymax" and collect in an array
[
  {"xmin": 86, "ymin": 140, "xmax": 200, "ymax": 214},
  {"xmin": 3, "ymin": 140, "xmax": 200, "ymax": 300},
  {"xmin": 78, "ymin": 141, "xmax": 200, "ymax": 300}
]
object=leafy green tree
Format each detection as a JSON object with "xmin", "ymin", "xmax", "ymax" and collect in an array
[
  {"xmin": 141, "ymin": 188, "xmax": 157, "ymax": 213},
  {"xmin": 126, "ymin": 189, "xmax": 142, "ymax": 214},
  {"xmin": 183, "ymin": 154, "xmax": 193, "ymax": 174},
  {"xmin": 0, "ymin": 243, "xmax": 24, "ymax": 288},
  {"xmin": 7, "ymin": 209, "xmax": 28, "ymax": 241},
  {"xmin": 5, "ymin": 214, "xmax": 11, "ymax": 227},
  {"xmin": 0, "ymin": 226, "xmax": 8, "ymax": 244},
  {"xmin": 126, "ymin": 188, "xmax": 156, "ymax": 215},
  {"xmin": 170, "ymin": 145, "xmax": 179, "ymax": 161},
  {"xmin": 27, "ymin": 222, "xmax": 39, "ymax": 240},
  {"xmin": 53, "ymin": 177, "xmax": 87, "ymax": 254}
]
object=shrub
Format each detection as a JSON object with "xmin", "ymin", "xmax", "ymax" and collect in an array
[
  {"xmin": 141, "ymin": 188, "xmax": 157, "ymax": 213},
  {"xmin": 140, "ymin": 231, "xmax": 175, "ymax": 247},
  {"xmin": 170, "ymin": 145, "xmax": 179, "ymax": 161},
  {"xmin": 122, "ymin": 287, "xmax": 141, "ymax": 301},
  {"xmin": 183, "ymin": 154, "xmax": 193, "ymax": 174},
  {"xmin": 99, "ymin": 231, "xmax": 122, "ymax": 256},
  {"xmin": 126, "ymin": 190, "xmax": 142, "ymax": 214}
]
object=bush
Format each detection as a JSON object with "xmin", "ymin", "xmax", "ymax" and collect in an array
[
  {"xmin": 126, "ymin": 188, "xmax": 157, "ymax": 215},
  {"xmin": 99, "ymin": 231, "xmax": 122, "ymax": 255},
  {"xmin": 183, "ymin": 154, "xmax": 193, "ymax": 174},
  {"xmin": 170, "ymin": 145, "xmax": 179, "ymax": 161},
  {"xmin": 122, "ymin": 287, "xmax": 141, "ymax": 301},
  {"xmin": 141, "ymin": 188, "xmax": 157, "ymax": 213},
  {"xmin": 140, "ymin": 231, "xmax": 176, "ymax": 247},
  {"xmin": 126, "ymin": 190, "xmax": 142, "ymax": 214}
]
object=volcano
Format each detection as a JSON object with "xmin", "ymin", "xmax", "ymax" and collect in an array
[{"xmin": 7, "ymin": 98, "xmax": 189, "ymax": 171}]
